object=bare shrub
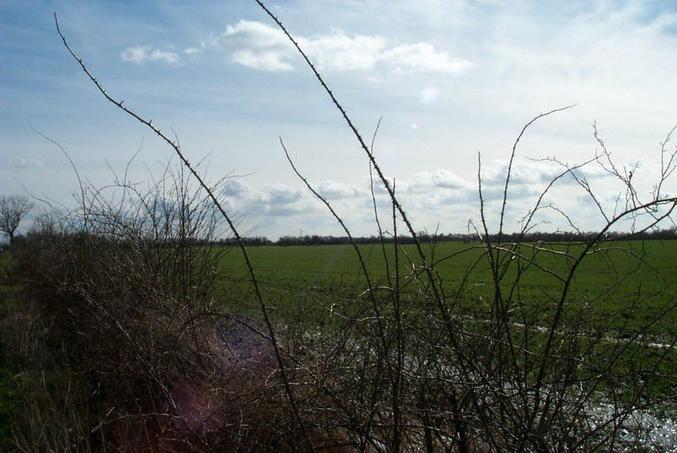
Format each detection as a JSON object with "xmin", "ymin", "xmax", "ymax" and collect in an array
[{"xmin": 7, "ymin": 159, "xmax": 314, "ymax": 450}]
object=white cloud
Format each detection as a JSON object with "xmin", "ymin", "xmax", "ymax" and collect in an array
[
  {"xmin": 481, "ymin": 159, "xmax": 612, "ymax": 187},
  {"xmin": 185, "ymin": 41, "xmax": 208, "ymax": 56},
  {"xmin": 260, "ymin": 184, "xmax": 304, "ymax": 205},
  {"xmin": 218, "ymin": 20, "xmax": 292, "ymax": 71},
  {"xmin": 297, "ymin": 30, "xmax": 387, "ymax": 72},
  {"xmin": 216, "ymin": 20, "xmax": 471, "ymax": 75},
  {"xmin": 9, "ymin": 157, "xmax": 45, "ymax": 168},
  {"xmin": 222, "ymin": 180, "xmax": 314, "ymax": 217},
  {"xmin": 222, "ymin": 20, "xmax": 290, "ymax": 50},
  {"xmin": 402, "ymin": 169, "xmax": 471, "ymax": 193},
  {"xmin": 221, "ymin": 179, "xmax": 250, "ymax": 198},
  {"xmin": 316, "ymin": 181, "xmax": 362, "ymax": 199},
  {"xmin": 121, "ymin": 46, "xmax": 181, "ymax": 65},
  {"xmin": 231, "ymin": 49, "xmax": 293, "ymax": 71},
  {"xmin": 382, "ymin": 43, "xmax": 472, "ymax": 74}
]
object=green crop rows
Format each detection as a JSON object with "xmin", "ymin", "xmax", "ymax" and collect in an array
[{"xmin": 215, "ymin": 240, "xmax": 677, "ymax": 338}]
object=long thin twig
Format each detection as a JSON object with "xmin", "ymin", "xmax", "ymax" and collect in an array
[
  {"xmin": 279, "ymin": 137, "xmax": 391, "ymax": 357},
  {"xmin": 253, "ymin": 1, "xmax": 446, "ymax": 309},
  {"xmin": 497, "ymin": 105, "xmax": 576, "ymax": 245}
]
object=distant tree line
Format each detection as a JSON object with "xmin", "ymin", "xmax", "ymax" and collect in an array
[
  {"xmin": 213, "ymin": 227, "xmax": 677, "ymax": 247},
  {"xmin": 5, "ymin": 227, "xmax": 675, "ymax": 251}
]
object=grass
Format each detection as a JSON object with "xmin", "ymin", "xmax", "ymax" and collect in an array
[
  {"xmin": 214, "ymin": 238, "xmax": 677, "ymax": 400},
  {"xmin": 215, "ymin": 239, "xmax": 677, "ymax": 337}
]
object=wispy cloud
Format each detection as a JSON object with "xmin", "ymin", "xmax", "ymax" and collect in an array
[
  {"xmin": 121, "ymin": 46, "xmax": 181, "ymax": 65},
  {"xmin": 216, "ymin": 20, "xmax": 471, "ymax": 74},
  {"xmin": 9, "ymin": 157, "xmax": 45, "ymax": 168},
  {"xmin": 184, "ymin": 47, "xmax": 204, "ymax": 55}
]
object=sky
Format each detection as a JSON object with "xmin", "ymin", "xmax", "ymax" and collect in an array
[{"xmin": 1, "ymin": 0, "xmax": 676, "ymax": 239}]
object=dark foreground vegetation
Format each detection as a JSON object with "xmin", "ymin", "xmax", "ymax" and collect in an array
[
  {"xmin": 1, "ymin": 4, "xmax": 676, "ymax": 451},
  {"xmin": 2, "ymin": 227, "xmax": 676, "ymax": 451}
]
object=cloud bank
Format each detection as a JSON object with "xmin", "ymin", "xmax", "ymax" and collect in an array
[{"xmin": 216, "ymin": 157, "xmax": 625, "ymax": 238}]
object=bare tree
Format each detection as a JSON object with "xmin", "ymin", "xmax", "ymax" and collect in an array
[{"xmin": 0, "ymin": 195, "xmax": 33, "ymax": 243}]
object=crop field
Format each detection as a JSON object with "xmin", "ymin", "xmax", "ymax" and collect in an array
[
  {"xmin": 216, "ymin": 239, "xmax": 677, "ymax": 338},
  {"xmin": 214, "ymin": 238, "xmax": 677, "ymax": 401}
]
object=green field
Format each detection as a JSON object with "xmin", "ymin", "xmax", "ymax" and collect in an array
[
  {"xmin": 214, "ymin": 239, "xmax": 677, "ymax": 399},
  {"xmin": 216, "ymin": 239, "xmax": 677, "ymax": 338}
]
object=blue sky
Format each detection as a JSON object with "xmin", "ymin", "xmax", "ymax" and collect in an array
[{"xmin": 1, "ymin": 0, "xmax": 676, "ymax": 238}]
